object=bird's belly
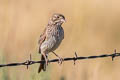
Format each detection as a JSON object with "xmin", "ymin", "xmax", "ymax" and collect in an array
[
  {"xmin": 40, "ymin": 36, "xmax": 63, "ymax": 53},
  {"xmin": 51, "ymin": 37, "xmax": 62, "ymax": 51}
]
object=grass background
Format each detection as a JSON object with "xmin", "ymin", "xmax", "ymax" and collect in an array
[{"xmin": 0, "ymin": 0, "xmax": 120, "ymax": 80}]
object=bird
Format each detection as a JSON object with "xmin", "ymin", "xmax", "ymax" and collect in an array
[{"xmin": 38, "ymin": 13, "xmax": 65, "ymax": 73}]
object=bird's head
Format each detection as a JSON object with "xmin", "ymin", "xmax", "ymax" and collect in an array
[{"xmin": 49, "ymin": 13, "xmax": 65, "ymax": 25}]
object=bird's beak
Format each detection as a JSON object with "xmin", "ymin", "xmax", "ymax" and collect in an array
[{"xmin": 61, "ymin": 19, "xmax": 66, "ymax": 23}]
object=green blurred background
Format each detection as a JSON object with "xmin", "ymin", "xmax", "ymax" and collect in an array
[{"xmin": 0, "ymin": 0, "xmax": 120, "ymax": 80}]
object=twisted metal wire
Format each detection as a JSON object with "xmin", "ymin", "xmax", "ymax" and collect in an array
[{"xmin": 0, "ymin": 50, "xmax": 119, "ymax": 68}]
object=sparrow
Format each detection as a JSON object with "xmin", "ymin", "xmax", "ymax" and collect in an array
[{"xmin": 38, "ymin": 13, "xmax": 65, "ymax": 73}]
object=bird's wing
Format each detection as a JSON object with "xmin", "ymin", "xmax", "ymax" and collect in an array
[{"xmin": 38, "ymin": 28, "xmax": 46, "ymax": 53}]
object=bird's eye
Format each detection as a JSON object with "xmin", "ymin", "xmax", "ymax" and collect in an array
[{"xmin": 57, "ymin": 16, "xmax": 59, "ymax": 18}]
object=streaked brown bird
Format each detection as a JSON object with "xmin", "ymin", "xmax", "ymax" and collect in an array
[{"xmin": 38, "ymin": 13, "xmax": 65, "ymax": 73}]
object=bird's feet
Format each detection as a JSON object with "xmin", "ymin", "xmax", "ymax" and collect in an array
[
  {"xmin": 58, "ymin": 57, "xmax": 64, "ymax": 65},
  {"xmin": 52, "ymin": 51, "xmax": 64, "ymax": 65},
  {"xmin": 45, "ymin": 58, "xmax": 49, "ymax": 66}
]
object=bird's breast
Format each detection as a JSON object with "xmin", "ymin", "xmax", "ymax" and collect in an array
[
  {"xmin": 47, "ymin": 26, "xmax": 64, "ymax": 41},
  {"xmin": 44, "ymin": 26, "xmax": 64, "ymax": 52}
]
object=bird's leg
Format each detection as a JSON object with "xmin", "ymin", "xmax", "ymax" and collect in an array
[
  {"xmin": 42, "ymin": 53, "xmax": 49, "ymax": 66},
  {"xmin": 52, "ymin": 51, "xmax": 63, "ymax": 64}
]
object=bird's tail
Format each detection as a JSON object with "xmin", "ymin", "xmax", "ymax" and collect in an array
[{"xmin": 38, "ymin": 55, "xmax": 46, "ymax": 73}]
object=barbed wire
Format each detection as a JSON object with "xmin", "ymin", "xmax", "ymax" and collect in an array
[{"xmin": 0, "ymin": 49, "xmax": 120, "ymax": 69}]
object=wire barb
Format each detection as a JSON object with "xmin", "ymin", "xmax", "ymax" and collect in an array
[
  {"xmin": 0, "ymin": 50, "xmax": 120, "ymax": 68},
  {"xmin": 112, "ymin": 49, "xmax": 117, "ymax": 61},
  {"xmin": 73, "ymin": 52, "xmax": 78, "ymax": 65},
  {"xmin": 30, "ymin": 54, "xmax": 32, "ymax": 61},
  {"xmin": 25, "ymin": 54, "xmax": 33, "ymax": 69}
]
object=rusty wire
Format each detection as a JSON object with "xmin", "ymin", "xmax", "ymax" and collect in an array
[{"xmin": 0, "ymin": 49, "xmax": 120, "ymax": 68}]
